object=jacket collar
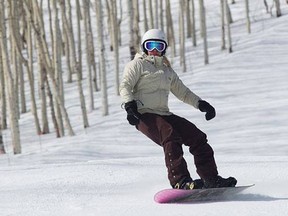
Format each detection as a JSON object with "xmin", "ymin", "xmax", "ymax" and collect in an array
[{"xmin": 134, "ymin": 53, "xmax": 171, "ymax": 67}]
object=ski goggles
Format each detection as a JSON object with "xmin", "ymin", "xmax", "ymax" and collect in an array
[{"xmin": 144, "ymin": 40, "xmax": 167, "ymax": 52}]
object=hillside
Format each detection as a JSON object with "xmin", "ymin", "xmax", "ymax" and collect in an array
[{"xmin": 0, "ymin": 1, "xmax": 288, "ymax": 215}]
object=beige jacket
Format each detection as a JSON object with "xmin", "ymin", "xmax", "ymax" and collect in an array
[{"xmin": 119, "ymin": 53, "xmax": 201, "ymax": 115}]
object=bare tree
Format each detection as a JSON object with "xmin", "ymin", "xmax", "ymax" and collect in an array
[
  {"xmin": 8, "ymin": 0, "xmax": 20, "ymax": 121},
  {"xmin": 224, "ymin": 0, "xmax": 233, "ymax": 53},
  {"xmin": 127, "ymin": 0, "xmax": 140, "ymax": 59},
  {"xmin": 85, "ymin": 0, "xmax": 98, "ymax": 92},
  {"xmin": 274, "ymin": 0, "xmax": 281, "ymax": 17},
  {"xmin": 60, "ymin": 2, "xmax": 72, "ymax": 83},
  {"xmin": 0, "ymin": 43, "xmax": 7, "ymax": 130},
  {"xmin": 0, "ymin": 0, "xmax": 21, "ymax": 154},
  {"xmin": 264, "ymin": 0, "xmax": 269, "ymax": 13},
  {"xmin": 148, "ymin": 0, "xmax": 154, "ymax": 29},
  {"xmin": 154, "ymin": 0, "xmax": 159, "ymax": 29},
  {"xmin": 0, "ymin": 124, "xmax": 5, "ymax": 154},
  {"xmin": 95, "ymin": 0, "xmax": 109, "ymax": 116},
  {"xmin": 165, "ymin": 0, "xmax": 176, "ymax": 58},
  {"xmin": 191, "ymin": 0, "xmax": 197, "ymax": 46},
  {"xmin": 133, "ymin": 0, "xmax": 141, "ymax": 51},
  {"xmin": 74, "ymin": 0, "xmax": 89, "ymax": 128},
  {"xmin": 76, "ymin": 0, "xmax": 82, "ymax": 77},
  {"xmin": 245, "ymin": 0, "xmax": 251, "ymax": 34},
  {"xmin": 107, "ymin": 0, "xmax": 120, "ymax": 95},
  {"xmin": 84, "ymin": 0, "xmax": 95, "ymax": 111},
  {"xmin": 39, "ymin": 66, "xmax": 50, "ymax": 134},
  {"xmin": 186, "ymin": 0, "xmax": 192, "ymax": 38},
  {"xmin": 159, "ymin": 0, "xmax": 164, "ymax": 30},
  {"xmin": 143, "ymin": 0, "xmax": 148, "ymax": 31},
  {"xmin": 59, "ymin": 0, "xmax": 77, "ymax": 84},
  {"xmin": 179, "ymin": 0, "xmax": 186, "ymax": 72},
  {"xmin": 45, "ymin": 78, "xmax": 60, "ymax": 137},
  {"xmin": 199, "ymin": 0, "xmax": 209, "ymax": 64},
  {"xmin": 0, "ymin": 42, "xmax": 7, "ymax": 153},
  {"xmin": 53, "ymin": 0, "xmax": 65, "ymax": 137},
  {"xmin": 220, "ymin": 0, "xmax": 226, "ymax": 50},
  {"xmin": 12, "ymin": 1, "xmax": 26, "ymax": 115},
  {"xmin": 117, "ymin": 0, "xmax": 123, "ymax": 46},
  {"xmin": 227, "ymin": 3, "xmax": 233, "ymax": 24}
]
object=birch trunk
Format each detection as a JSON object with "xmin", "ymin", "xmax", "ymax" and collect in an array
[
  {"xmin": 160, "ymin": 0, "xmax": 164, "ymax": 30},
  {"xmin": 191, "ymin": 0, "xmax": 196, "ymax": 46},
  {"xmin": 53, "ymin": 0, "xmax": 64, "ymax": 137},
  {"xmin": 75, "ymin": 0, "xmax": 89, "ymax": 128},
  {"xmin": 274, "ymin": 0, "xmax": 281, "ymax": 17},
  {"xmin": 0, "ymin": 0, "xmax": 21, "ymax": 154},
  {"xmin": 199, "ymin": 0, "xmax": 209, "ymax": 64},
  {"xmin": 84, "ymin": 0, "xmax": 94, "ymax": 111},
  {"xmin": 45, "ymin": 78, "xmax": 60, "ymax": 137},
  {"xmin": 264, "ymin": 0, "xmax": 269, "ymax": 14},
  {"xmin": 165, "ymin": 0, "xmax": 176, "ymax": 58},
  {"xmin": 179, "ymin": 0, "xmax": 186, "ymax": 72},
  {"xmin": 186, "ymin": 0, "xmax": 192, "ymax": 38},
  {"xmin": 225, "ymin": 0, "xmax": 233, "ymax": 53},
  {"xmin": 0, "ymin": 44, "xmax": 7, "ymax": 130},
  {"xmin": 61, "ymin": 6, "xmax": 72, "ymax": 83},
  {"xmin": 95, "ymin": 0, "xmax": 109, "ymax": 116},
  {"xmin": 85, "ymin": 0, "xmax": 98, "ymax": 92},
  {"xmin": 34, "ymin": 23, "xmax": 49, "ymax": 134},
  {"xmin": 76, "ymin": 0, "xmax": 82, "ymax": 79},
  {"xmin": 15, "ymin": 1, "xmax": 27, "ymax": 114},
  {"xmin": 0, "ymin": 124, "xmax": 5, "ymax": 154},
  {"xmin": 148, "ymin": 0, "xmax": 154, "ymax": 29},
  {"xmin": 128, "ymin": 0, "xmax": 136, "ymax": 59},
  {"xmin": 108, "ymin": 0, "xmax": 120, "ymax": 95},
  {"xmin": 143, "ymin": 0, "xmax": 148, "ymax": 31},
  {"xmin": 133, "ymin": 0, "xmax": 140, "ymax": 52},
  {"xmin": 8, "ymin": 0, "xmax": 20, "ymax": 120},
  {"xmin": 245, "ymin": 0, "xmax": 251, "ymax": 34},
  {"xmin": 220, "ymin": 0, "xmax": 226, "ymax": 50},
  {"xmin": 154, "ymin": 0, "xmax": 159, "ymax": 29},
  {"xmin": 117, "ymin": 0, "xmax": 123, "ymax": 46}
]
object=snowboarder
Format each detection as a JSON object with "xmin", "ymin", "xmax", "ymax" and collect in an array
[{"xmin": 119, "ymin": 29, "xmax": 237, "ymax": 190}]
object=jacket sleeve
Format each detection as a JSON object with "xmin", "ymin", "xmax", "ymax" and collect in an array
[
  {"xmin": 170, "ymin": 70, "xmax": 201, "ymax": 109},
  {"xmin": 119, "ymin": 60, "xmax": 142, "ymax": 103}
]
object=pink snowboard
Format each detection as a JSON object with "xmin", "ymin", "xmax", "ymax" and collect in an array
[
  {"xmin": 154, "ymin": 185, "xmax": 254, "ymax": 203},
  {"xmin": 154, "ymin": 189, "xmax": 195, "ymax": 203}
]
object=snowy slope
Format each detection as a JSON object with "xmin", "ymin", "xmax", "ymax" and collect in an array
[{"xmin": 1, "ymin": 1, "xmax": 288, "ymax": 216}]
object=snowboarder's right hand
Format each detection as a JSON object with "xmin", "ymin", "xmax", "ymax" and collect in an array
[{"xmin": 124, "ymin": 100, "xmax": 141, "ymax": 126}]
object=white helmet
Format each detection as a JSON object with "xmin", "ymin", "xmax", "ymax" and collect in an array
[{"xmin": 141, "ymin": 29, "xmax": 168, "ymax": 55}]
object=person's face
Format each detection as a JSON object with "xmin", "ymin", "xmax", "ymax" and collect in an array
[{"xmin": 148, "ymin": 49, "xmax": 162, "ymax": 56}]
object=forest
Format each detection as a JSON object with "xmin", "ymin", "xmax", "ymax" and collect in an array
[{"xmin": 0, "ymin": 0, "xmax": 286, "ymax": 154}]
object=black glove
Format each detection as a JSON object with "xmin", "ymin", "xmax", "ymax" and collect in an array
[
  {"xmin": 198, "ymin": 100, "xmax": 216, "ymax": 121},
  {"xmin": 124, "ymin": 100, "xmax": 142, "ymax": 125}
]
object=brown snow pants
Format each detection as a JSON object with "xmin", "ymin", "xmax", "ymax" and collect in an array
[{"xmin": 136, "ymin": 113, "xmax": 218, "ymax": 187}]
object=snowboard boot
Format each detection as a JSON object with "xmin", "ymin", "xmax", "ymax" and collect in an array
[
  {"xmin": 173, "ymin": 177, "xmax": 204, "ymax": 190},
  {"xmin": 203, "ymin": 175, "xmax": 237, "ymax": 188}
]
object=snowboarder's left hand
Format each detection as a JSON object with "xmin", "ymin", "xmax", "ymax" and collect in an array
[{"xmin": 198, "ymin": 100, "xmax": 216, "ymax": 121}]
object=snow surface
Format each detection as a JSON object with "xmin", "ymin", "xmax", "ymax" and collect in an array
[{"xmin": 1, "ymin": 0, "xmax": 288, "ymax": 215}]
